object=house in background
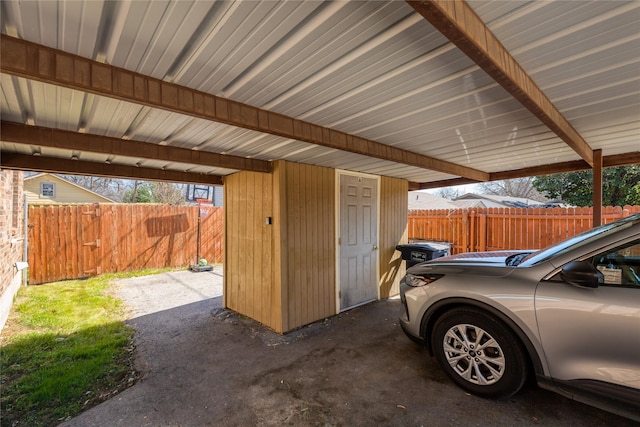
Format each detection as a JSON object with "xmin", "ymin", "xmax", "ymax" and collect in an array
[
  {"xmin": 408, "ymin": 191, "xmax": 459, "ymax": 210},
  {"xmin": 409, "ymin": 191, "xmax": 565, "ymax": 212},
  {"xmin": 24, "ymin": 173, "xmax": 114, "ymax": 205},
  {"xmin": 453, "ymin": 193, "xmax": 561, "ymax": 208}
]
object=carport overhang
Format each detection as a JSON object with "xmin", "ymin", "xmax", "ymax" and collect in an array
[{"xmin": 2, "ymin": 0, "xmax": 639, "ymax": 222}]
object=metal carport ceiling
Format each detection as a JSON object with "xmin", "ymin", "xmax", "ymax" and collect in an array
[{"xmin": 1, "ymin": 0, "xmax": 639, "ymax": 187}]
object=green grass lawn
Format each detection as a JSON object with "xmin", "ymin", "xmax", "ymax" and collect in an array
[{"xmin": 1, "ymin": 269, "xmax": 170, "ymax": 427}]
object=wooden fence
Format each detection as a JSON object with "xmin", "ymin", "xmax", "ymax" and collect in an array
[
  {"xmin": 408, "ymin": 206, "xmax": 640, "ymax": 255},
  {"xmin": 28, "ymin": 203, "xmax": 224, "ymax": 285},
  {"xmin": 28, "ymin": 203, "xmax": 640, "ymax": 283}
]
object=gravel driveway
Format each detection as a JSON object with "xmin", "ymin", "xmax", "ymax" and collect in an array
[{"xmin": 114, "ymin": 267, "xmax": 224, "ymax": 317}]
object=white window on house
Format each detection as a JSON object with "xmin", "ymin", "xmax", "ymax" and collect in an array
[{"xmin": 41, "ymin": 182, "xmax": 55, "ymax": 198}]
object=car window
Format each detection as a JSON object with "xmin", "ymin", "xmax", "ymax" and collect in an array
[
  {"xmin": 521, "ymin": 215, "xmax": 640, "ymax": 266},
  {"xmin": 593, "ymin": 239, "xmax": 640, "ymax": 287}
]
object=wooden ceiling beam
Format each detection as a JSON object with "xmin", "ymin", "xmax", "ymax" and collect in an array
[
  {"xmin": 417, "ymin": 177, "xmax": 480, "ymax": 190},
  {"xmin": 415, "ymin": 151, "xmax": 640, "ymax": 189},
  {"xmin": 489, "ymin": 160, "xmax": 590, "ymax": 181},
  {"xmin": 408, "ymin": 181, "xmax": 422, "ymax": 191},
  {"xmin": 0, "ymin": 152, "xmax": 223, "ymax": 185},
  {"xmin": 0, "ymin": 34, "xmax": 489, "ymax": 182},
  {"xmin": 1, "ymin": 121, "xmax": 271, "ymax": 173},
  {"xmin": 491, "ymin": 151, "xmax": 640, "ymax": 181},
  {"xmin": 603, "ymin": 152, "xmax": 640, "ymax": 168},
  {"xmin": 408, "ymin": 0, "xmax": 594, "ymax": 166}
]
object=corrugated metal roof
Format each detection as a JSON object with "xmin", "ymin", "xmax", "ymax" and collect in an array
[{"xmin": 1, "ymin": 0, "xmax": 639, "ymax": 184}]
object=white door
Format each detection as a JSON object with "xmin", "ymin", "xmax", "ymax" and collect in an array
[{"xmin": 339, "ymin": 174, "xmax": 378, "ymax": 310}]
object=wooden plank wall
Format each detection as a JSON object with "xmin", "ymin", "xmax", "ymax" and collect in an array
[
  {"xmin": 27, "ymin": 204, "xmax": 223, "ymax": 284},
  {"xmin": 281, "ymin": 162, "xmax": 335, "ymax": 332},
  {"xmin": 224, "ymin": 164, "xmax": 408, "ymax": 333},
  {"xmin": 223, "ymin": 171, "xmax": 277, "ymax": 330},
  {"xmin": 379, "ymin": 177, "xmax": 408, "ymax": 298},
  {"xmin": 408, "ymin": 206, "xmax": 640, "ymax": 254}
]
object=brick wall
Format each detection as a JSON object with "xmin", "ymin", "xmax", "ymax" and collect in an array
[{"xmin": 1, "ymin": 169, "xmax": 25, "ymax": 329}]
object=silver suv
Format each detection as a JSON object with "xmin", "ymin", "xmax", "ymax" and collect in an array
[{"xmin": 399, "ymin": 214, "xmax": 640, "ymax": 420}]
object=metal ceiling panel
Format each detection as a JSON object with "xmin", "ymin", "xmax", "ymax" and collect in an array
[
  {"xmin": 0, "ymin": 74, "xmax": 24, "ymax": 123},
  {"xmin": 1, "ymin": 0, "xmax": 639, "ymax": 185},
  {"xmin": 469, "ymin": 0, "xmax": 640, "ymax": 163}
]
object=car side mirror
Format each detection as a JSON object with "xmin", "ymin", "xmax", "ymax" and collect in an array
[{"xmin": 561, "ymin": 261, "xmax": 602, "ymax": 288}]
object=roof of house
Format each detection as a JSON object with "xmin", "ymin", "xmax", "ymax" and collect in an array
[
  {"xmin": 408, "ymin": 191, "xmax": 459, "ymax": 210},
  {"xmin": 450, "ymin": 199, "xmax": 487, "ymax": 209},
  {"xmin": 454, "ymin": 193, "xmax": 557, "ymax": 208}
]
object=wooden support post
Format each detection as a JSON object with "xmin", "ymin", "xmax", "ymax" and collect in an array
[{"xmin": 593, "ymin": 149, "xmax": 603, "ymax": 227}]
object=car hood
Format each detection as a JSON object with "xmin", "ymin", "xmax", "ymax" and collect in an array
[
  {"xmin": 406, "ymin": 250, "xmax": 534, "ymax": 277},
  {"xmin": 436, "ymin": 250, "xmax": 530, "ymax": 263}
]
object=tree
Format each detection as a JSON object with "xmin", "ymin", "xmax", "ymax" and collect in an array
[
  {"xmin": 434, "ymin": 187, "xmax": 463, "ymax": 200},
  {"xmin": 533, "ymin": 165, "xmax": 640, "ymax": 207},
  {"xmin": 151, "ymin": 182, "xmax": 185, "ymax": 205},
  {"xmin": 120, "ymin": 181, "xmax": 187, "ymax": 204},
  {"xmin": 123, "ymin": 182, "xmax": 154, "ymax": 203},
  {"xmin": 477, "ymin": 177, "xmax": 547, "ymax": 201}
]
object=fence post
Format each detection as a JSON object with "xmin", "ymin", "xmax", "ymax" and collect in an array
[
  {"xmin": 469, "ymin": 210, "xmax": 475, "ymax": 252},
  {"xmin": 462, "ymin": 209, "xmax": 469, "ymax": 253},
  {"xmin": 478, "ymin": 213, "xmax": 486, "ymax": 251}
]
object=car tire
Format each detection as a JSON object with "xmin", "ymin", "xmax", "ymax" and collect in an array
[{"xmin": 431, "ymin": 307, "xmax": 528, "ymax": 399}]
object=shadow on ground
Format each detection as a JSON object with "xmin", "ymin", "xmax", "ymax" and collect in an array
[{"xmin": 61, "ymin": 291, "xmax": 635, "ymax": 426}]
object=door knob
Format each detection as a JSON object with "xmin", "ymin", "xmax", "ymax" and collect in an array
[{"xmin": 373, "ymin": 245, "xmax": 378, "ymax": 251}]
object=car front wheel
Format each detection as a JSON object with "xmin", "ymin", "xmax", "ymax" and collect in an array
[{"xmin": 431, "ymin": 308, "xmax": 528, "ymax": 399}]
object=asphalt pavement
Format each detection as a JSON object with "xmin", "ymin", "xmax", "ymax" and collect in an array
[{"xmin": 61, "ymin": 267, "xmax": 635, "ymax": 426}]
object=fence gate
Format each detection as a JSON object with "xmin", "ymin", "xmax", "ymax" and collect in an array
[
  {"xmin": 80, "ymin": 203, "xmax": 102, "ymax": 277},
  {"xmin": 28, "ymin": 203, "xmax": 224, "ymax": 285}
]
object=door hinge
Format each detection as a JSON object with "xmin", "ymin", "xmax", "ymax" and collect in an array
[
  {"xmin": 83, "ymin": 266, "xmax": 102, "ymax": 275},
  {"xmin": 338, "ymin": 237, "xmax": 341, "ymax": 245}
]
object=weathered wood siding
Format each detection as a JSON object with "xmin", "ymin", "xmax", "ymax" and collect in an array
[
  {"xmin": 279, "ymin": 161, "xmax": 335, "ymax": 332},
  {"xmin": 224, "ymin": 162, "xmax": 336, "ymax": 333},
  {"xmin": 223, "ymin": 171, "xmax": 277, "ymax": 330},
  {"xmin": 379, "ymin": 177, "xmax": 408, "ymax": 298}
]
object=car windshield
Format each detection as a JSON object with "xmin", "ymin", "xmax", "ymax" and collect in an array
[{"xmin": 519, "ymin": 214, "xmax": 640, "ymax": 266}]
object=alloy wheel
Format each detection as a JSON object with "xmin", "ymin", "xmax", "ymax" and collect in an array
[{"xmin": 442, "ymin": 323, "xmax": 506, "ymax": 385}]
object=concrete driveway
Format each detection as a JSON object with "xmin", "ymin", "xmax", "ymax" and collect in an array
[{"xmin": 62, "ymin": 268, "xmax": 635, "ymax": 426}]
